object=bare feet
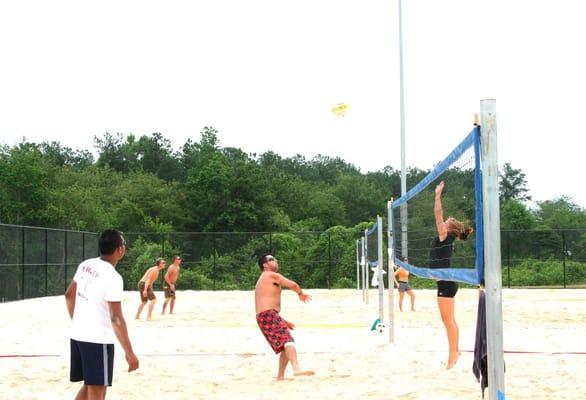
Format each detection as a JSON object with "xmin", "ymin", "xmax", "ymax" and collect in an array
[
  {"xmin": 275, "ymin": 376, "xmax": 293, "ymax": 381},
  {"xmin": 446, "ymin": 351, "xmax": 461, "ymax": 369},
  {"xmin": 293, "ymin": 370, "xmax": 315, "ymax": 377}
]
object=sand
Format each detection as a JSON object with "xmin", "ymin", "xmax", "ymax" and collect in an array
[{"xmin": 1, "ymin": 288, "xmax": 585, "ymax": 399}]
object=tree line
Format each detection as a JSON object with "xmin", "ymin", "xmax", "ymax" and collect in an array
[
  {"xmin": 1, "ymin": 128, "xmax": 585, "ymax": 289},
  {"xmin": 1, "ymin": 128, "xmax": 584, "ymax": 233}
]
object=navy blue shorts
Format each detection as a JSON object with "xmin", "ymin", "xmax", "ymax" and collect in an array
[
  {"xmin": 70, "ymin": 339, "xmax": 114, "ymax": 386},
  {"xmin": 437, "ymin": 280, "xmax": 458, "ymax": 298}
]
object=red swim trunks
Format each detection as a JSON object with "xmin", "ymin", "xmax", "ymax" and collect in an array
[{"xmin": 256, "ymin": 309, "xmax": 295, "ymax": 354}]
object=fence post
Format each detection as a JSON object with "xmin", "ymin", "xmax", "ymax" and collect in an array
[
  {"xmin": 45, "ymin": 229, "xmax": 48, "ymax": 296},
  {"xmin": 21, "ymin": 227, "xmax": 25, "ymax": 300},
  {"xmin": 161, "ymin": 233, "xmax": 166, "ymax": 288},
  {"xmin": 562, "ymin": 231, "xmax": 567, "ymax": 288},
  {"xmin": 64, "ymin": 231, "xmax": 68, "ymax": 292},
  {"xmin": 213, "ymin": 235, "xmax": 216, "ymax": 291}
]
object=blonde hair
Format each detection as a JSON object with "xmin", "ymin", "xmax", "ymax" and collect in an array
[{"xmin": 448, "ymin": 218, "xmax": 474, "ymax": 241}]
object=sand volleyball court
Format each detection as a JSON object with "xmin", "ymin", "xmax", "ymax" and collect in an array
[{"xmin": 1, "ymin": 288, "xmax": 585, "ymax": 399}]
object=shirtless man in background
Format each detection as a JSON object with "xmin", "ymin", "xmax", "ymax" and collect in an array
[
  {"xmin": 135, "ymin": 258, "xmax": 165, "ymax": 321},
  {"xmin": 162, "ymin": 256, "xmax": 182, "ymax": 315},
  {"xmin": 255, "ymin": 253, "xmax": 315, "ymax": 380}
]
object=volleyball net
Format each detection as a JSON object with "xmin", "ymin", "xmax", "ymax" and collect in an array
[{"xmin": 389, "ymin": 126, "xmax": 484, "ymax": 285}]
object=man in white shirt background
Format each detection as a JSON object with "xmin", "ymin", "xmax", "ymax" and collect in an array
[{"xmin": 65, "ymin": 229, "xmax": 139, "ymax": 400}]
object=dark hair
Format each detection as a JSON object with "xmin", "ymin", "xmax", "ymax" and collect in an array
[
  {"xmin": 258, "ymin": 253, "xmax": 270, "ymax": 271},
  {"xmin": 156, "ymin": 258, "xmax": 165, "ymax": 266},
  {"xmin": 99, "ymin": 230, "xmax": 125, "ymax": 255}
]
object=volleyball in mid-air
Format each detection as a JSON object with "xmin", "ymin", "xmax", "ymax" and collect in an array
[{"xmin": 331, "ymin": 102, "xmax": 349, "ymax": 117}]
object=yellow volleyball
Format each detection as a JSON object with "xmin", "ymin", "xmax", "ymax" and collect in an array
[{"xmin": 331, "ymin": 102, "xmax": 349, "ymax": 117}]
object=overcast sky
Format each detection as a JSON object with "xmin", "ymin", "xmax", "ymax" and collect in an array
[{"xmin": 1, "ymin": 0, "xmax": 584, "ymax": 208}]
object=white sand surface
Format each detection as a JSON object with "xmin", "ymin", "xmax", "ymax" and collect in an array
[{"xmin": 1, "ymin": 288, "xmax": 585, "ymax": 399}]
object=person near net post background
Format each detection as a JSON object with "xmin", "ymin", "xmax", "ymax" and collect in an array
[
  {"xmin": 393, "ymin": 257, "xmax": 415, "ymax": 311},
  {"xmin": 430, "ymin": 180, "xmax": 474, "ymax": 369}
]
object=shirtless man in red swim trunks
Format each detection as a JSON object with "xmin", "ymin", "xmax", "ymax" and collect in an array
[{"xmin": 255, "ymin": 253, "xmax": 315, "ymax": 380}]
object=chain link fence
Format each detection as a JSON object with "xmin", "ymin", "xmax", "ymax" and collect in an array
[
  {"xmin": 117, "ymin": 230, "xmax": 358, "ymax": 292},
  {"xmin": 2, "ymin": 224, "xmax": 585, "ymax": 302},
  {"xmin": 0, "ymin": 226, "xmax": 359, "ymax": 300},
  {"xmin": 0, "ymin": 224, "xmax": 99, "ymax": 301},
  {"xmin": 501, "ymin": 229, "xmax": 586, "ymax": 288}
]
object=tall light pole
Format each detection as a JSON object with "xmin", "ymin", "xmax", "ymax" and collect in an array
[{"xmin": 398, "ymin": 0, "xmax": 408, "ymax": 260}]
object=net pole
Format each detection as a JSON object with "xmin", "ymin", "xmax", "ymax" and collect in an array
[
  {"xmin": 362, "ymin": 233, "xmax": 367, "ymax": 303},
  {"xmin": 400, "ymin": 206, "xmax": 408, "ymax": 261},
  {"xmin": 398, "ymin": 0, "xmax": 409, "ymax": 264},
  {"xmin": 387, "ymin": 200, "xmax": 395, "ymax": 344},
  {"xmin": 356, "ymin": 240, "xmax": 360, "ymax": 291},
  {"xmin": 364, "ymin": 229, "xmax": 369, "ymax": 305},
  {"xmin": 377, "ymin": 216, "xmax": 384, "ymax": 323},
  {"xmin": 480, "ymin": 99, "xmax": 505, "ymax": 399}
]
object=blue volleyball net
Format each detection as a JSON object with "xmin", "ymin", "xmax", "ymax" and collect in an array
[
  {"xmin": 365, "ymin": 221, "xmax": 380, "ymax": 268},
  {"xmin": 390, "ymin": 126, "xmax": 484, "ymax": 285}
]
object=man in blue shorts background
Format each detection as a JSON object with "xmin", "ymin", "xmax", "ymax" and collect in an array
[{"xmin": 65, "ymin": 229, "xmax": 139, "ymax": 399}]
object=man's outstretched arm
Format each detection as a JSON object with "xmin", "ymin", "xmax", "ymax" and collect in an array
[{"xmin": 279, "ymin": 276, "xmax": 311, "ymax": 303}]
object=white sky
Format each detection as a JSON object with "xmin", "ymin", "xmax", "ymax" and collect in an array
[{"xmin": 1, "ymin": 0, "xmax": 585, "ymax": 208}]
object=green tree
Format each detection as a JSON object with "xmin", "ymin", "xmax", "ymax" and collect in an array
[
  {"xmin": 183, "ymin": 133, "xmax": 270, "ymax": 232},
  {"xmin": 112, "ymin": 172, "xmax": 182, "ymax": 232},
  {"xmin": 499, "ymin": 162, "xmax": 531, "ymax": 202},
  {"xmin": 535, "ymin": 196, "xmax": 586, "ymax": 229},
  {"xmin": 0, "ymin": 143, "xmax": 55, "ymax": 225},
  {"xmin": 500, "ymin": 199, "xmax": 535, "ymax": 230},
  {"xmin": 129, "ymin": 133, "xmax": 181, "ymax": 181},
  {"xmin": 306, "ymin": 188, "xmax": 347, "ymax": 228},
  {"xmin": 47, "ymin": 166, "xmax": 118, "ymax": 230},
  {"xmin": 334, "ymin": 174, "xmax": 383, "ymax": 225},
  {"xmin": 95, "ymin": 132, "xmax": 181, "ymax": 181},
  {"xmin": 94, "ymin": 132, "xmax": 133, "ymax": 172},
  {"xmin": 39, "ymin": 141, "xmax": 94, "ymax": 167}
]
